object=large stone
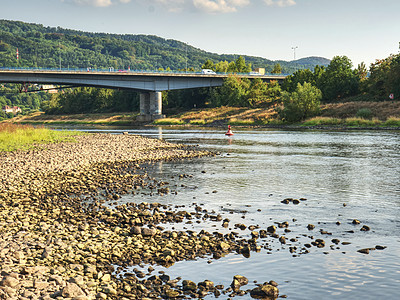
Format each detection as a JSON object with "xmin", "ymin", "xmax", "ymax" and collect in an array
[
  {"xmin": 0, "ymin": 276, "xmax": 19, "ymax": 288},
  {"xmin": 182, "ymin": 280, "xmax": 197, "ymax": 291},
  {"xmin": 231, "ymin": 275, "xmax": 248, "ymax": 291},
  {"xmin": 130, "ymin": 226, "xmax": 142, "ymax": 235},
  {"xmin": 142, "ymin": 227, "xmax": 157, "ymax": 237},
  {"xmin": 62, "ymin": 282, "xmax": 86, "ymax": 298},
  {"xmin": 250, "ymin": 284, "xmax": 279, "ymax": 299}
]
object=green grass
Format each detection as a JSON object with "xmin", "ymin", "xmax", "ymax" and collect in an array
[
  {"xmin": 228, "ymin": 118, "xmax": 257, "ymax": 126},
  {"xmin": 0, "ymin": 123, "xmax": 84, "ymax": 152},
  {"xmin": 383, "ymin": 117, "xmax": 400, "ymax": 127},
  {"xmin": 189, "ymin": 119, "xmax": 207, "ymax": 125},
  {"xmin": 153, "ymin": 118, "xmax": 186, "ymax": 125},
  {"xmin": 303, "ymin": 117, "xmax": 343, "ymax": 126},
  {"xmin": 344, "ymin": 117, "xmax": 382, "ymax": 127}
]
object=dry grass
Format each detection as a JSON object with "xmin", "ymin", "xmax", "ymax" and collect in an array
[
  {"xmin": 321, "ymin": 101, "xmax": 400, "ymax": 120},
  {"xmin": 10, "ymin": 112, "xmax": 138, "ymax": 124},
  {"xmin": 176, "ymin": 106, "xmax": 279, "ymax": 125}
]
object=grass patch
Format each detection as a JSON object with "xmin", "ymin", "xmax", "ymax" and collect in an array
[
  {"xmin": 153, "ymin": 118, "xmax": 186, "ymax": 125},
  {"xmin": 228, "ymin": 118, "xmax": 256, "ymax": 126},
  {"xmin": 0, "ymin": 123, "xmax": 84, "ymax": 152},
  {"xmin": 384, "ymin": 117, "xmax": 400, "ymax": 127},
  {"xmin": 189, "ymin": 119, "xmax": 207, "ymax": 125},
  {"xmin": 303, "ymin": 117, "xmax": 343, "ymax": 126},
  {"xmin": 344, "ymin": 117, "xmax": 382, "ymax": 127}
]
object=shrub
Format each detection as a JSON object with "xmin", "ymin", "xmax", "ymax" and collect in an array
[
  {"xmin": 278, "ymin": 82, "xmax": 322, "ymax": 123},
  {"xmin": 355, "ymin": 108, "xmax": 373, "ymax": 119}
]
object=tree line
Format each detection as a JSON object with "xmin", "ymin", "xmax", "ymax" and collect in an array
[
  {"xmin": 0, "ymin": 19, "xmax": 324, "ymax": 73},
  {"xmin": 26, "ymin": 52, "xmax": 400, "ymax": 123}
]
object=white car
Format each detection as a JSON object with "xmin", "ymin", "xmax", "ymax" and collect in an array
[{"xmin": 201, "ymin": 69, "xmax": 216, "ymax": 74}]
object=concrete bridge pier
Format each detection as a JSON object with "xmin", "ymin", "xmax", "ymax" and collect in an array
[{"xmin": 137, "ymin": 91, "xmax": 165, "ymax": 121}]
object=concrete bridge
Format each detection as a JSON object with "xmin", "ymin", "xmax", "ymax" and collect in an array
[{"xmin": 0, "ymin": 68, "xmax": 286, "ymax": 120}]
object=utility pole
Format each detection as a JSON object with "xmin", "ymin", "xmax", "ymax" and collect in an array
[
  {"xmin": 291, "ymin": 46, "xmax": 298, "ymax": 60},
  {"xmin": 185, "ymin": 43, "xmax": 188, "ymax": 73}
]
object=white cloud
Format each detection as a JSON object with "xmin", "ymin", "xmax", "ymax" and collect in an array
[
  {"xmin": 193, "ymin": 0, "xmax": 250, "ymax": 13},
  {"xmin": 65, "ymin": 0, "xmax": 130, "ymax": 7},
  {"xmin": 264, "ymin": 0, "xmax": 296, "ymax": 7}
]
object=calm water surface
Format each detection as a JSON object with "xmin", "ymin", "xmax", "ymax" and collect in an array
[{"xmin": 69, "ymin": 127, "xmax": 400, "ymax": 299}]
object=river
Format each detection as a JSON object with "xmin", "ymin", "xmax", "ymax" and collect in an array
[{"xmin": 61, "ymin": 126, "xmax": 400, "ymax": 299}]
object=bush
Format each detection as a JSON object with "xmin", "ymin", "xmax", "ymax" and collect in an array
[
  {"xmin": 279, "ymin": 82, "xmax": 322, "ymax": 123},
  {"xmin": 355, "ymin": 108, "xmax": 373, "ymax": 119}
]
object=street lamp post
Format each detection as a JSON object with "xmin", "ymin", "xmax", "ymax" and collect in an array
[{"xmin": 292, "ymin": 46, "xmax": 298, "ymax": 60}]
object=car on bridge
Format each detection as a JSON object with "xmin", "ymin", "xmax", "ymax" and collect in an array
[{"xmin": 201, "ymin": 69, "xmax": 216, "ymax": 75}]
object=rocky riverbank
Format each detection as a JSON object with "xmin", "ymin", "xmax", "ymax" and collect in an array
[{"xmin": 0, "ymin": 133, "xmax": 279, "ymax": 299}]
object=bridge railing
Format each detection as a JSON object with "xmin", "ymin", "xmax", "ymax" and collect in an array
[{"xmin": 0, "ymin": 66, "xmax": 288, "ymax": 77}]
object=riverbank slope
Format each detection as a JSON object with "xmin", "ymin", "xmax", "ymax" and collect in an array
[{"xmin": 7, "ymin": 101, "xmax": 400, "ymax": 128}]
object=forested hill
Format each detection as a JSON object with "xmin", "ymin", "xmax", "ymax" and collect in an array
[{"xmin": 0, "ymin": 19, "xmax": 329, "ymax": 73}]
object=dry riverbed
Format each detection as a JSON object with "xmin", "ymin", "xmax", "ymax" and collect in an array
[{"xmin": 0, "ymin": 133, "xmax": 280, "ymax": 299}]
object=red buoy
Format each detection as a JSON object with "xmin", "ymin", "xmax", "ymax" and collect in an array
[{"xmin": 225, "ymin": 125, "xmax": 234, "ymax": 136}]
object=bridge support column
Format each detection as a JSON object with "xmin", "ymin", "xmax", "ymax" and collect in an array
[{"xmin": 138, "ymin": 91, "xmax": 165, "ymax": 122}]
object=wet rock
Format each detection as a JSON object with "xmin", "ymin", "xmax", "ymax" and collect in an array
[
  {"xmin": 267, "ymin": 225, "xmax": 276, "ymax": 233},
  {"xmin": 198, "ymin": 280, "xmax": 214, "ymax": 290},
  {"xmin": 360, "ymin": 225, "xmax": 370, "ymax": 231},
  {"xmin": 231, "ymin": 275, "xmax": 248, "ymax": 291},
  {"xmin": 250, "ymin": 283, "xmax": 279, "ymax": 299},
  {"xmin": 357, "ymin": 248, "xmax": 375, "ymax": 254},
  {"xmin": 182, "ymin": 280, "xmax": 197, "ymax": 291}
]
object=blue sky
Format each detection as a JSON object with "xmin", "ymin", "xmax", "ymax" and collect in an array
[{"xmin": 1, "ymin": 0, "xmax": 399, "ymax": 67}]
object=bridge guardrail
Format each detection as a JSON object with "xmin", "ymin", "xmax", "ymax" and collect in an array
[{"xmin": 0, "ymin": 66, "xmax": 288, "ymax": 77}]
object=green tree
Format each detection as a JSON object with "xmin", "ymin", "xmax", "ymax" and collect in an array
[
  {"xmin": 282, "ymin": 68, "xmax": 315, "ymax": 92},
  {"xmin": 215, "ymin": 60, "xmax": 229, "ymax": 73},
  {"xmin": 319, "ymin": 56, "xmax": 359, "ymax": 101},
  {"xmin": 367, "ymin": 54, "xmax": 400, "ymax": 99},
  {"xmin": 271, "ymin": 63, "xmax": 282, "ymax": 74},
  {"xmin": 201, "ymin": 59, "xmax": 215, "ymax": 71},
  {"xmin": 279, "ymin": 82, "xmax": 322, "ymax": 122},
  {"xmin": 235, "ymin": 56, "xmax": 251, "ymax": 73}
]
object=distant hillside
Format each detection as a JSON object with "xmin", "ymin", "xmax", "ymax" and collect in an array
[
  {"xmin": 0, "ymin": 19, "xmax": 329, "ymax": 73},
  {"xmin": 292, "ymin": 56, "xmax": 331, "ymax": 67}
]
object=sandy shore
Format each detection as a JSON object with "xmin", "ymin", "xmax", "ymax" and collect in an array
[{"xmin": 0, "ymin": 133, "xmax": 279, "ymax": 299}]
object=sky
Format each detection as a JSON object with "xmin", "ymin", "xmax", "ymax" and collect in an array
[{"xmin": 1, "ymin": 0, "xmax": 399, "ymax": 67}]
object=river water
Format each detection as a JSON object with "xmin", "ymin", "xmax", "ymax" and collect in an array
[{"xmin": 66, "ymin": 126, "xmax": 400, "ymax": 299}]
